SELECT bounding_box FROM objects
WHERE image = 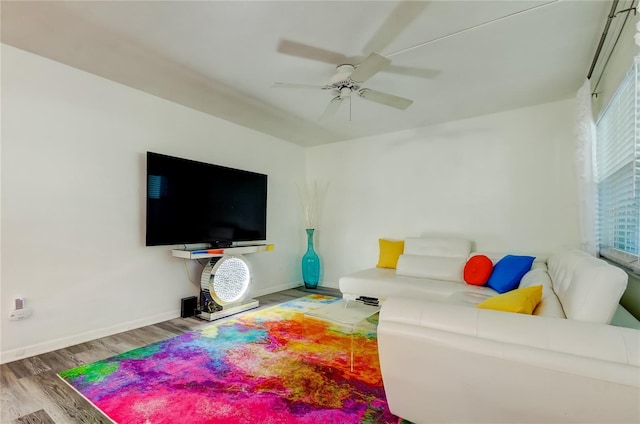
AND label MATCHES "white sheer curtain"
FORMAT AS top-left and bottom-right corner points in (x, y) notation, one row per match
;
(574, 78), (598, 256)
